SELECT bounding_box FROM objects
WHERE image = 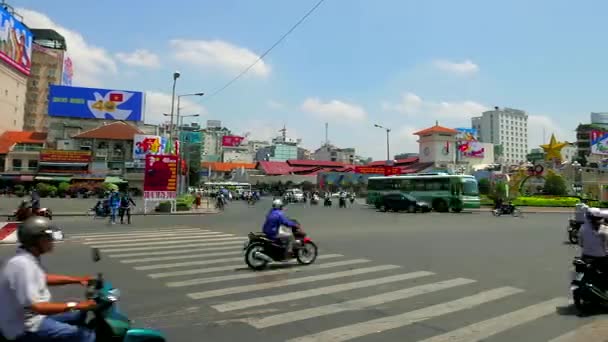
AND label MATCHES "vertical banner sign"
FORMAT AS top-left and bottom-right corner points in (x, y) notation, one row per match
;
(144, 155), (177, 199)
